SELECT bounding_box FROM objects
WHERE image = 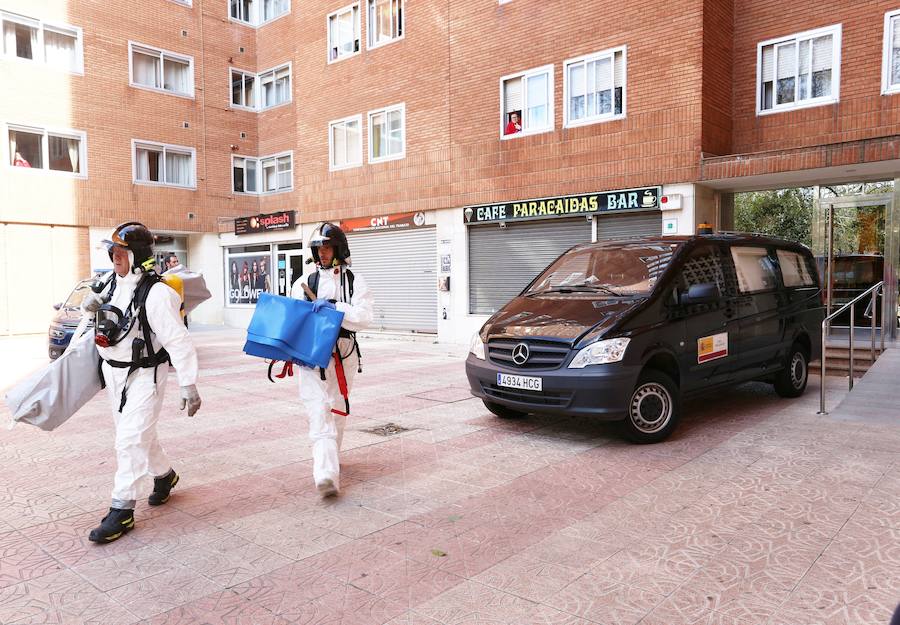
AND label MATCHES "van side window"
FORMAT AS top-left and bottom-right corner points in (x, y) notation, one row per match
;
(776, 250), (816, 287)
(668, 247), (728, 315)
(731, 246), (777, 294)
